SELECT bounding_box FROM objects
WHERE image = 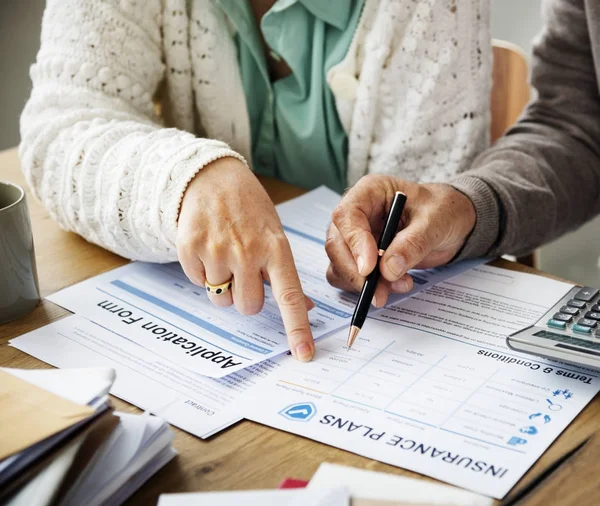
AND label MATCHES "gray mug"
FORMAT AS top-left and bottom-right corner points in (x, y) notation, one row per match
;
(0, 181), (40, 324)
